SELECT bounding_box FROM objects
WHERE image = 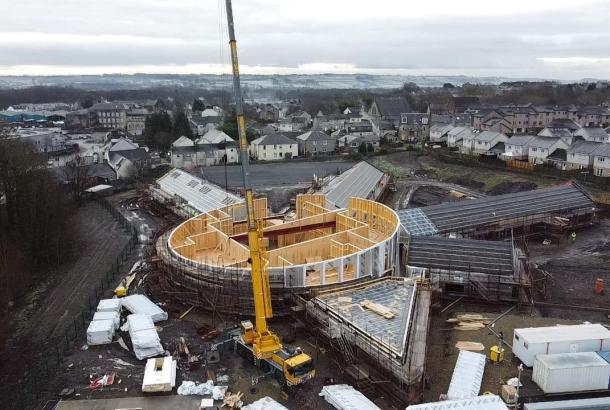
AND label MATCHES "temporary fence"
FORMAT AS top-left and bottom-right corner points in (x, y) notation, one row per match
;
(13, 198), (139, 409)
